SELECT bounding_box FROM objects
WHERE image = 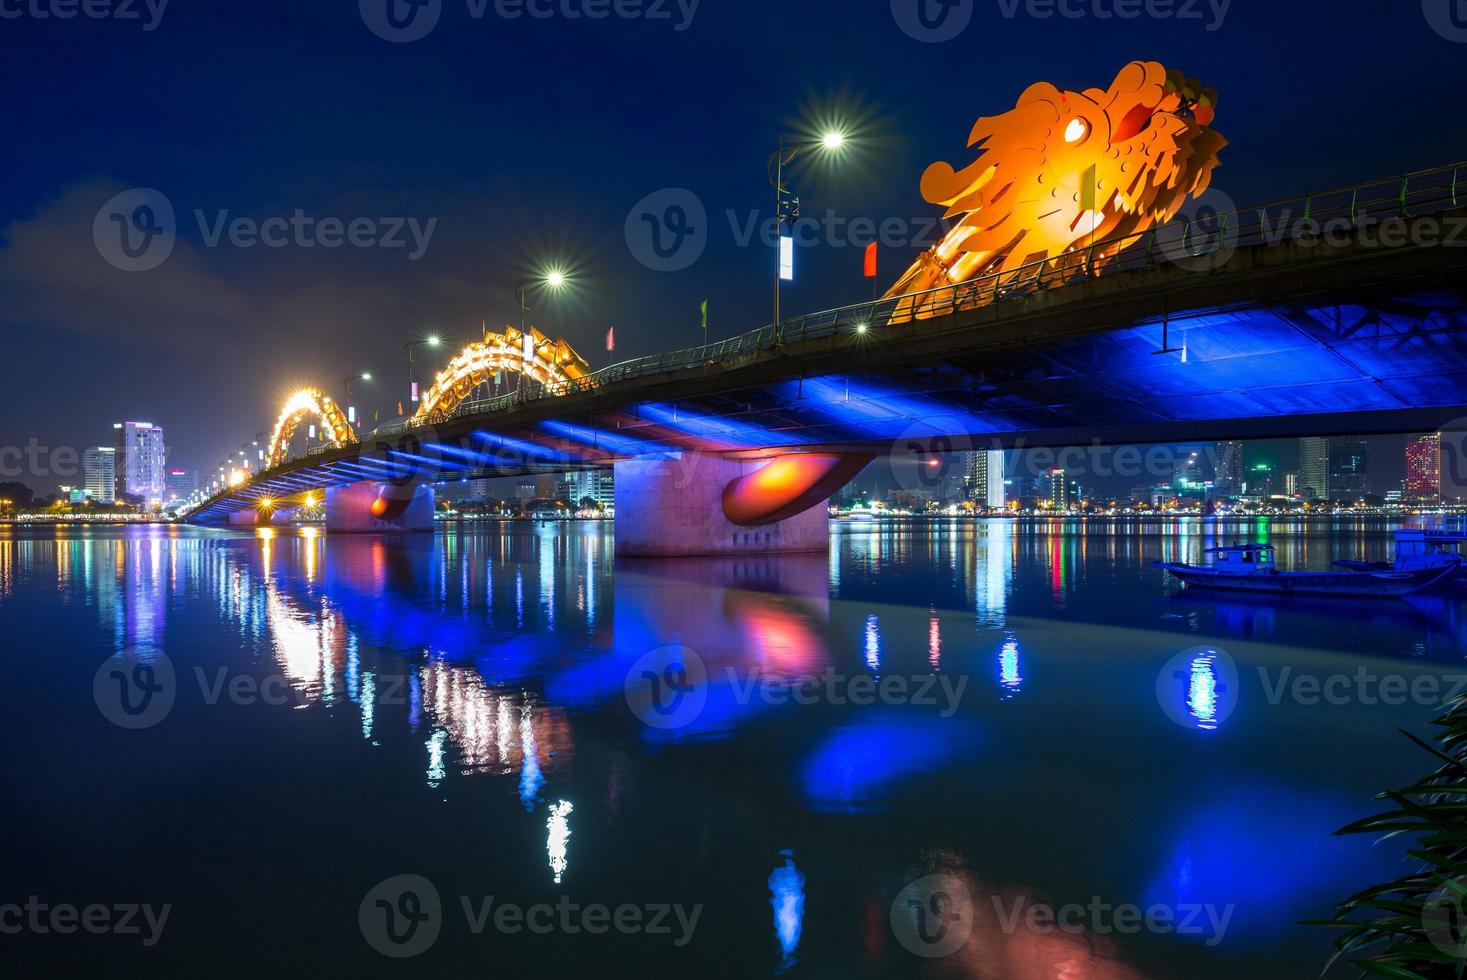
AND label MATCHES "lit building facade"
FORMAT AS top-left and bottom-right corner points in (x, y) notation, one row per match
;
(113, 422), (166, 503)
(963, 450), (1007, 510)
(1298, 437), (1329, 500)
(1406, 433), (1442, 501)
(1328, 436), (1370, 501)
(568, 470), (614, 509)
(164, 469), (197, 502)
(1213, 440), (1244, 497)
(83, 447), (116, 503)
